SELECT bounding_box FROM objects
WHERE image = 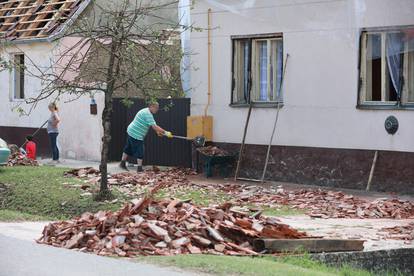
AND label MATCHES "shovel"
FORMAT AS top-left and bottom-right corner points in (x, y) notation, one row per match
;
(19, 120), (48, 149)
(166, 134), (206, 147)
